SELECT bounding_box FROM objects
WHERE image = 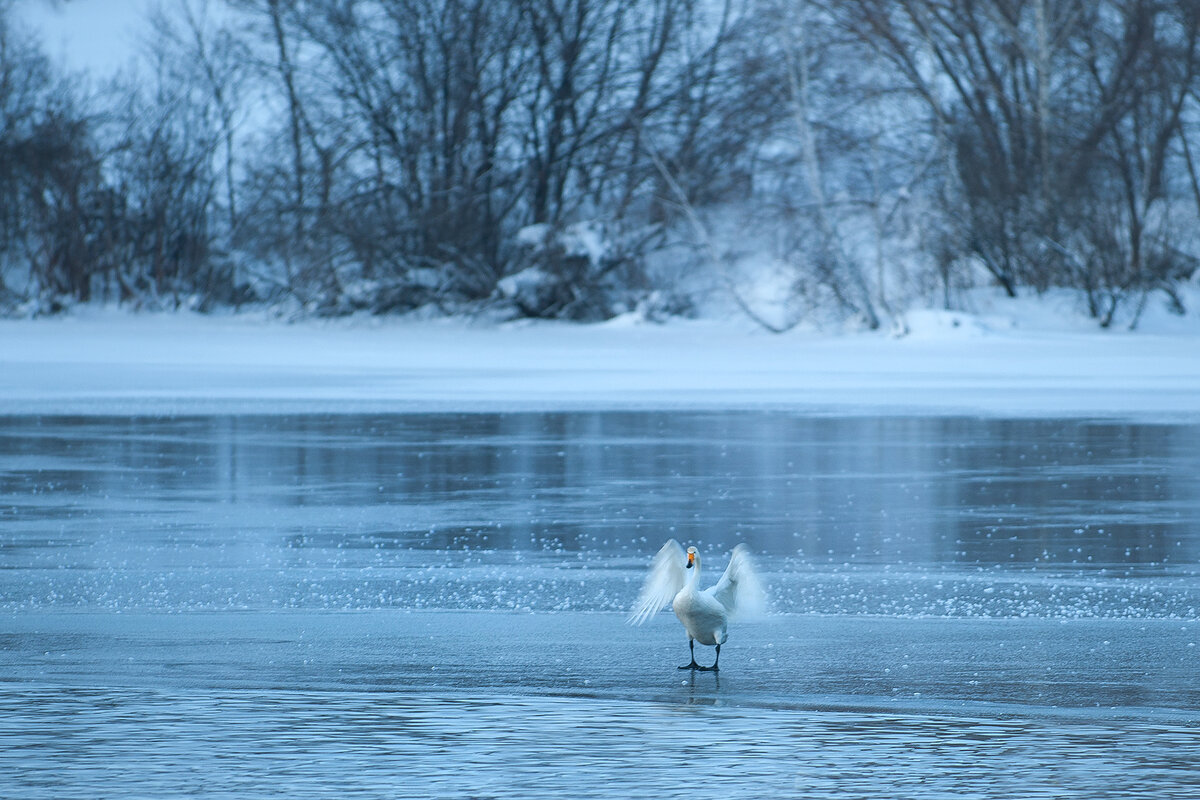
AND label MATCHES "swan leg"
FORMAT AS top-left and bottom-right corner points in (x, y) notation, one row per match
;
(678, 638), (702, 670)
(695, 643), (720, 672)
